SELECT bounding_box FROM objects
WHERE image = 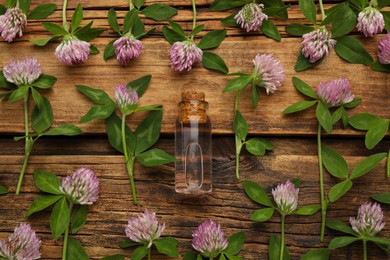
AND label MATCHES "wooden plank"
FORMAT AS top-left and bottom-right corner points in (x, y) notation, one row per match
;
(0, 138), (389, 259)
